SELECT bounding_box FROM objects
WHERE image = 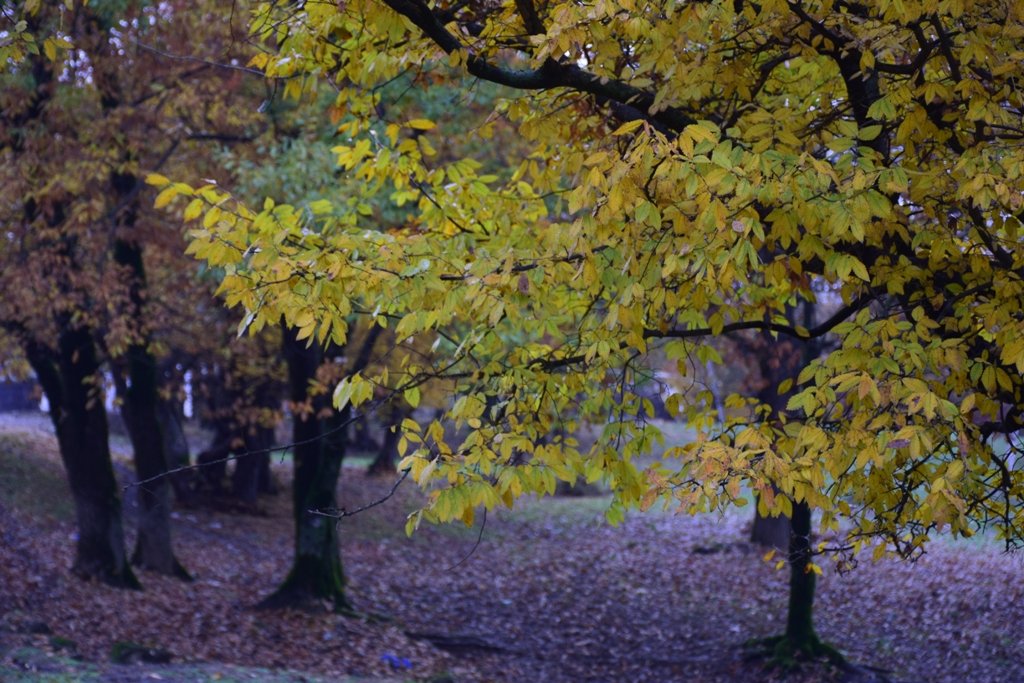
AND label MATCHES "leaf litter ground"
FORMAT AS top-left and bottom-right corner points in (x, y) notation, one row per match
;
(1, 413), (1022, 683)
